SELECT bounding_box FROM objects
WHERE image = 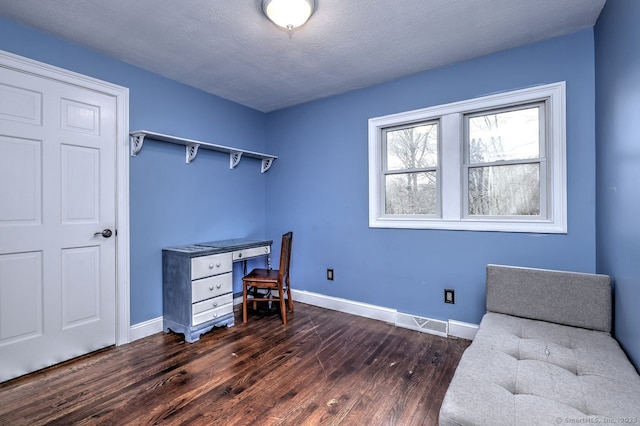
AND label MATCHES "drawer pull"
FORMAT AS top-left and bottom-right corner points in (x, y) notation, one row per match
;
(213, 312), (218, 318)
(209, 263), (214, 269)
(213, 302), (218, 307)
(238, 252), (243, 258)
(216, 283), (222, 289)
